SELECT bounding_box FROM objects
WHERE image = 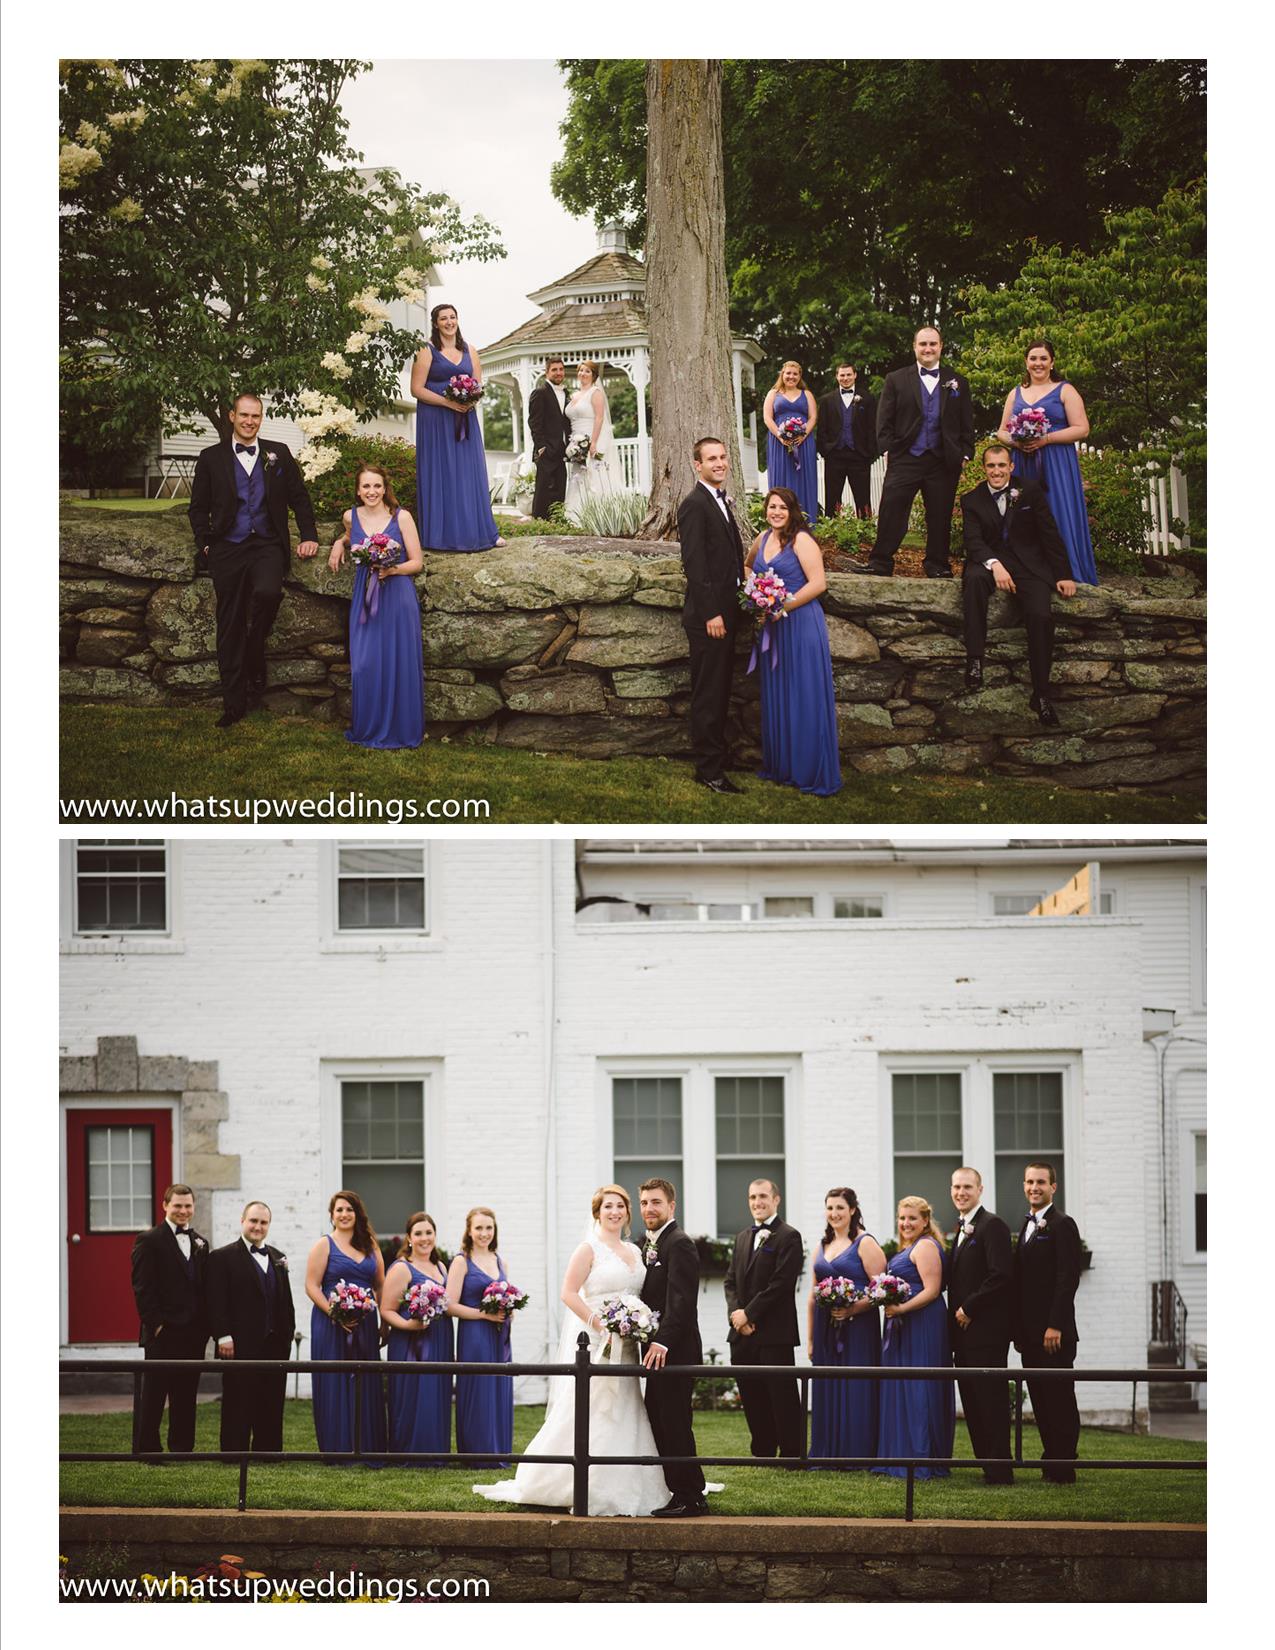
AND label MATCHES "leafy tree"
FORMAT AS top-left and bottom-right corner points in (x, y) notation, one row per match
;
(960, 181), (1206, 469)
(59, 59), (504, 444)
(59, 350), (161, 495)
